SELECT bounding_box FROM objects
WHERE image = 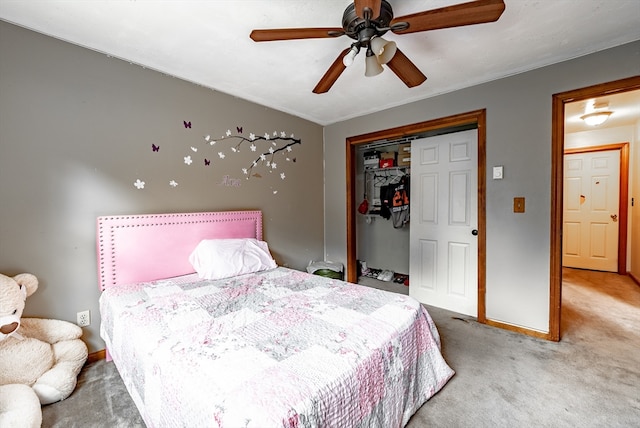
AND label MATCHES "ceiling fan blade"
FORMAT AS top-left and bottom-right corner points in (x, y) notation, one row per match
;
(354, 0), (382, 20)
(391, 0), (505, 34)
(313, 48), (351, 94)
(250, 28), (345, 42)
(386, 49), (427, 88)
